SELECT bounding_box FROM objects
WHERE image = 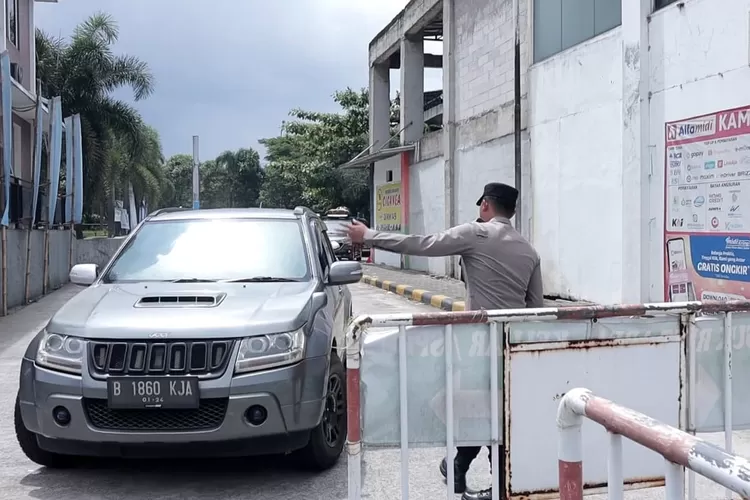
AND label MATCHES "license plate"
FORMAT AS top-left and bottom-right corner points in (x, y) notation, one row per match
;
(107, 377), (199, 409)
